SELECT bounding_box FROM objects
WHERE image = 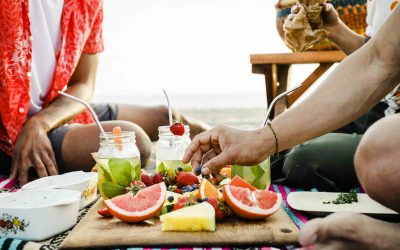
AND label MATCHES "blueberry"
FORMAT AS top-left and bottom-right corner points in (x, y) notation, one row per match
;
(167, 196), (174, 202)
(194, 166), (202, 175)
(219, 189), (223, 193)
(192, 184), (198, 189)
(196, 197), (201, 203)
(202, 198), (208, 202)
(177, 166), (183, 172)
(204, 175), (210, 180)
